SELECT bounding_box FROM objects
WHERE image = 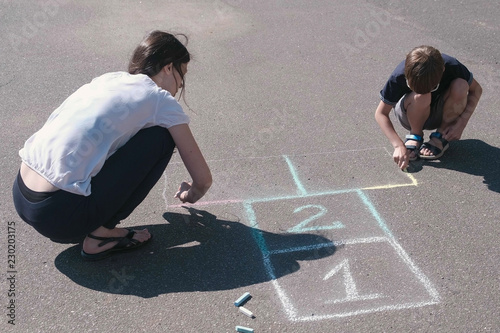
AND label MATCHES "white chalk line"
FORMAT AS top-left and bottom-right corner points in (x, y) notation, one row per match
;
(164, 180), (417, 208)
(244, 201), (299, 319)
(322, 258), (384, 304)
(162, 172), (170, 210)
(166, 199), (245, 209)
(291, 300), (440, 322)
(283, 155), (308, 196)
(325, 293), (384, 305)
(264, 233), (439, 320)
(271, 279), (298, 319)
(354, 191), (439, 303)
(244, 189), (439, 322)
(164, 179), (417, 209)
(266, 237), (387, 255)
(269, 236), (440, 321)
(165, 188), (356, 209)
(162, 149), (417, 208)
(385, 235), (440, 302)
(163, 151), (438, 321)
